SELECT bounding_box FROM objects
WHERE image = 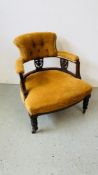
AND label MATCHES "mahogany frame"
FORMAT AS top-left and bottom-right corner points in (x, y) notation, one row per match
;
(19, 57), (91, 133)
